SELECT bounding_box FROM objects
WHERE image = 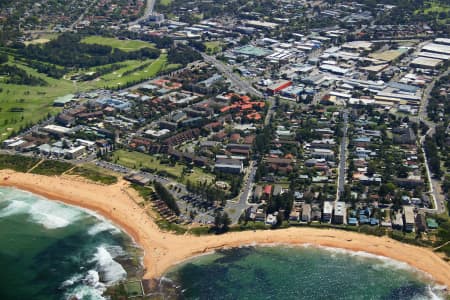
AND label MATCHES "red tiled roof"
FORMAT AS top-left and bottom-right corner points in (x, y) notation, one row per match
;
(241, 95), (251, 102)
(247, 112), (261, 120)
